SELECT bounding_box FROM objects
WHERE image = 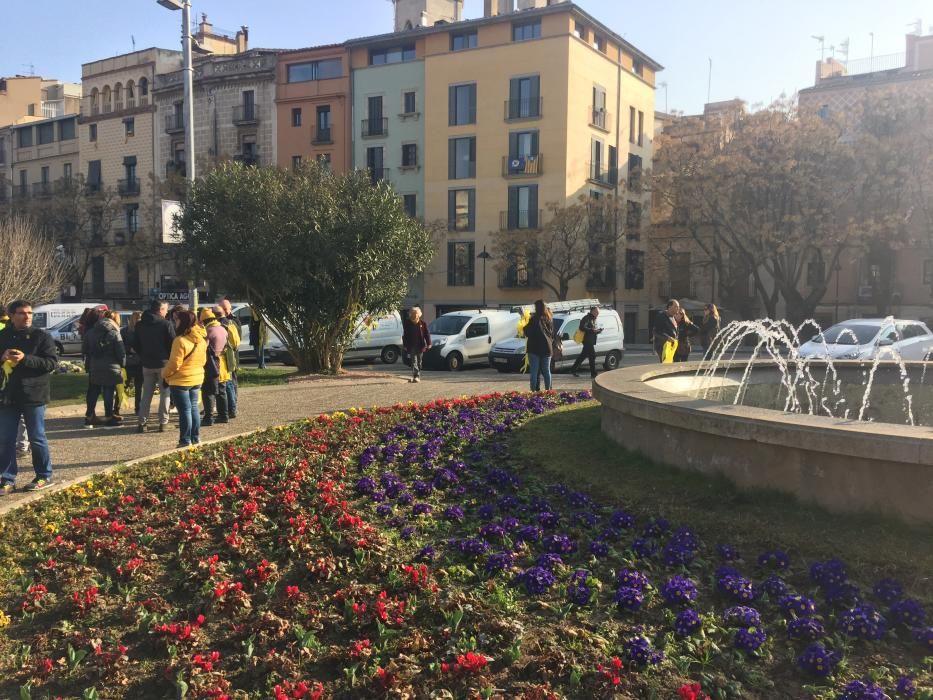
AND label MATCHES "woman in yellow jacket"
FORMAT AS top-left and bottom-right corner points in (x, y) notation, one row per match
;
(162, 310), (207, 448)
